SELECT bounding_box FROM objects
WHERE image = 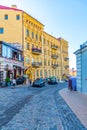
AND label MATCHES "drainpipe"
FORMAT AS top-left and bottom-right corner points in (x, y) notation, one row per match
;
(22, 11), (24, 74)
(42, 33), (45, 78)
